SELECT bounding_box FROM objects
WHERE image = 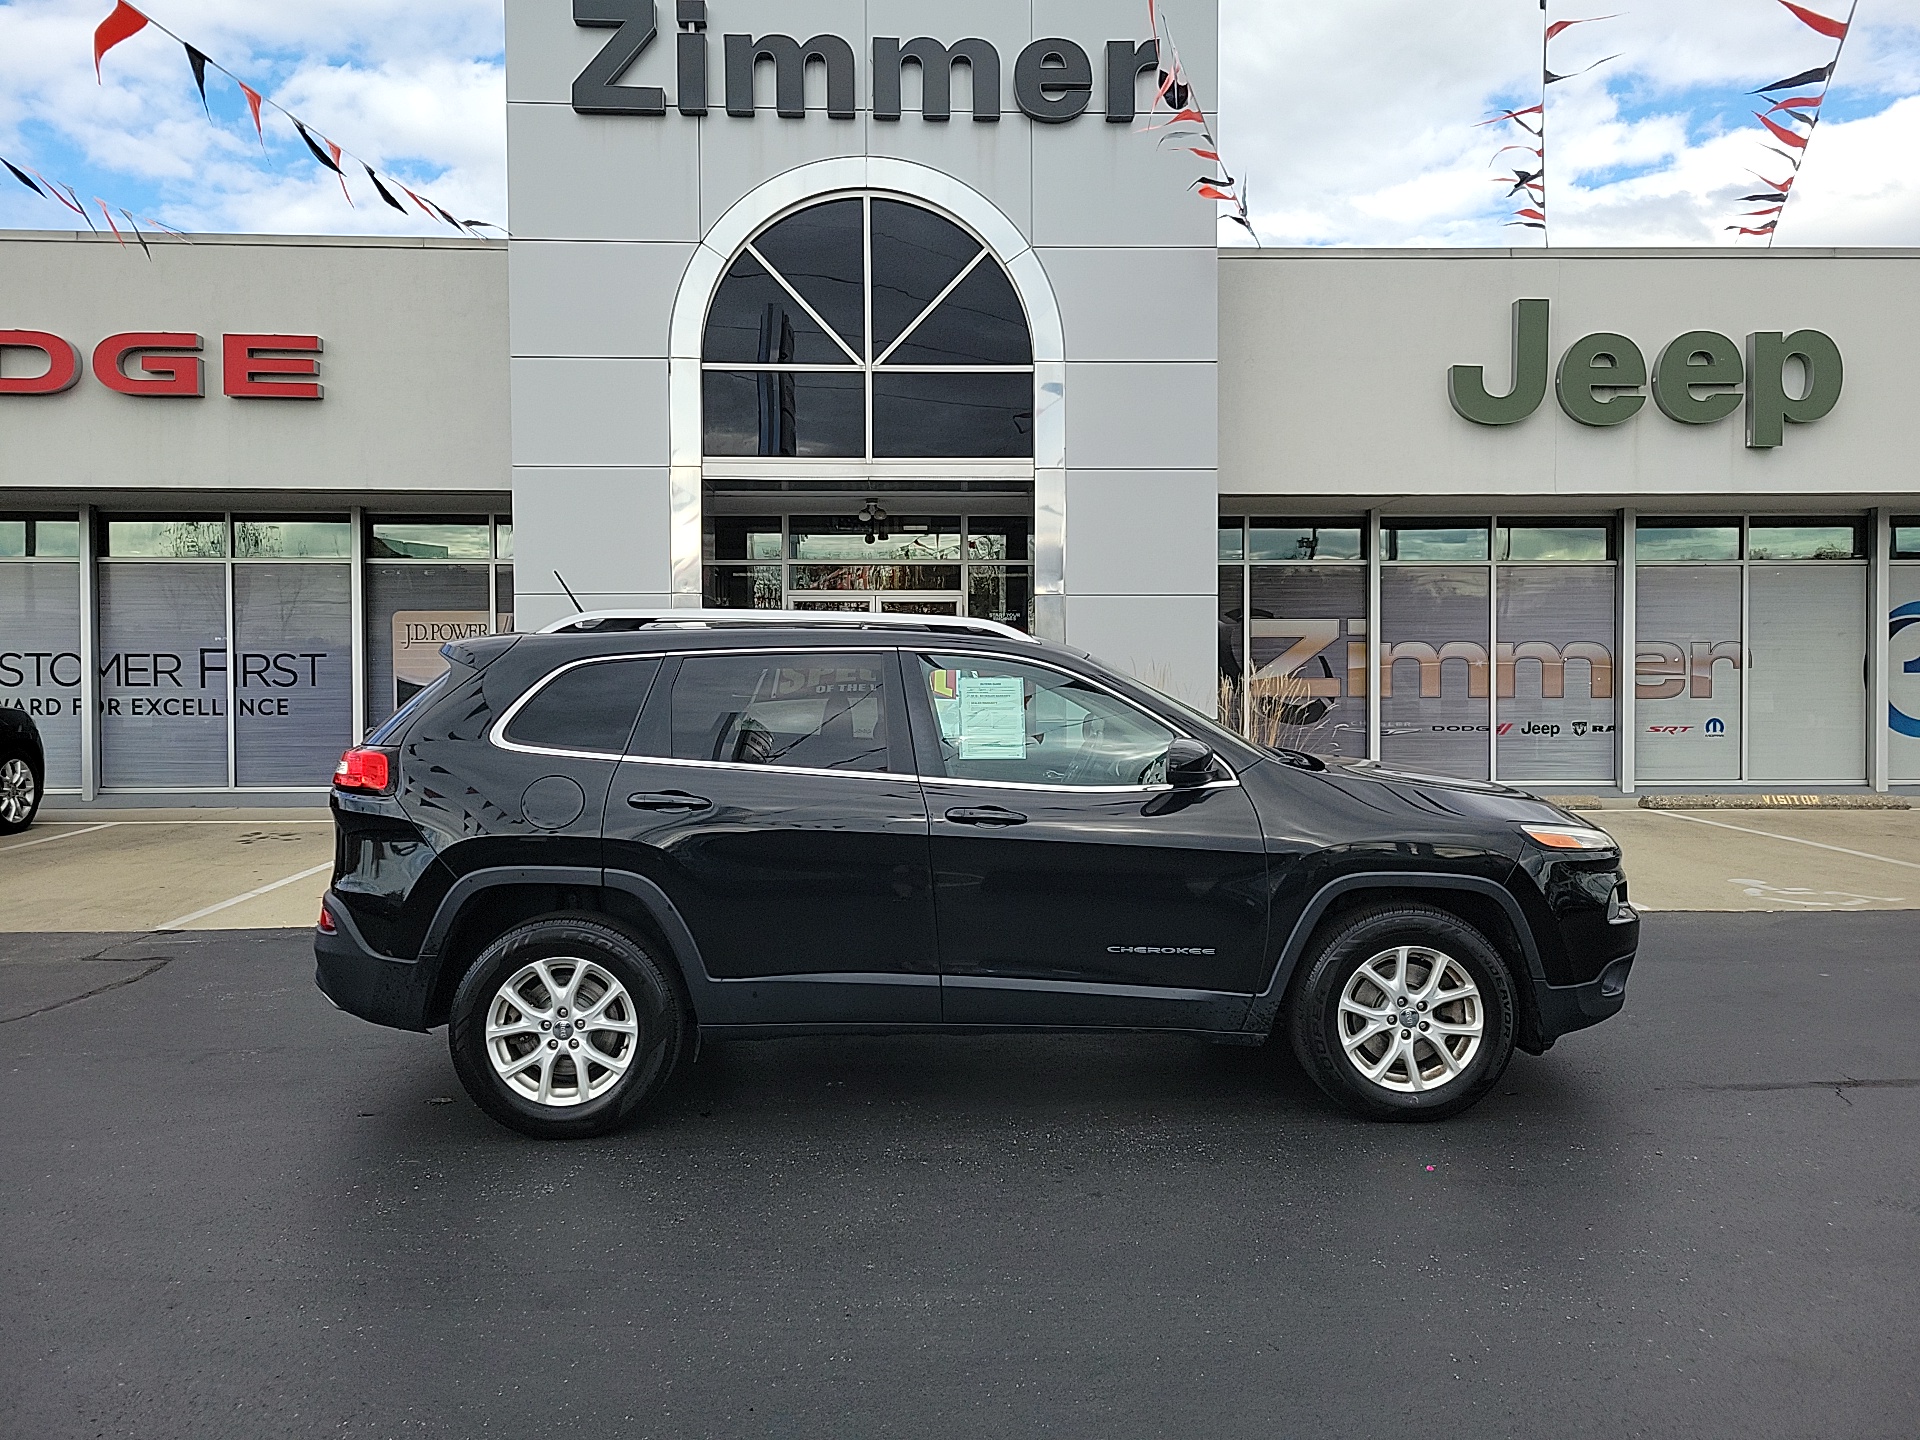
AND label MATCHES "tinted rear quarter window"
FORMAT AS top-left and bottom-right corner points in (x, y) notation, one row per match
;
(504, 658), (659, 755)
